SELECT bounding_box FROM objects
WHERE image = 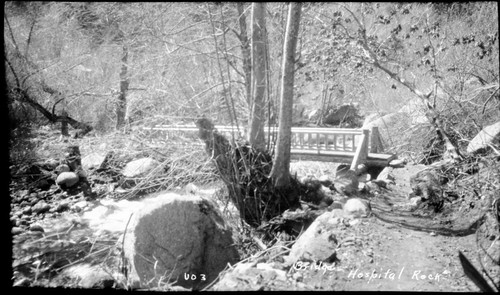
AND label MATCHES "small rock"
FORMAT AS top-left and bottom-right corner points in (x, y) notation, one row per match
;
(185, 183), (199, 195)
(318, 175), (333, 187)
(29, 224), (45, 232)
(343, 198), (370, 217)
(72, 200), (88, 212)
(329, 202), (343, 210)
(19, 190), (30, 198)
(56, 172), (80, 188)
(376, 167), (395, 184)
(389, 159), (406, 168)
(357, 164), (368, 175)
(36, 179), (52, 190)
(22, 207), (32, 215)
(43, 158), (60, 170)
(358, 173), (371, 183)
(56, 263), (115, 288)
(56, 201), (71, 213)
(56, 164), (71, 173)
(292, 272), (303, 282)
(32, 201), (51, 214)
(12, 227), (23, 235)
(77, 169), (88, 179)
(349, 219), (361, 226)
(18, 218), (29, 226)
(409, 197), (422, 207)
